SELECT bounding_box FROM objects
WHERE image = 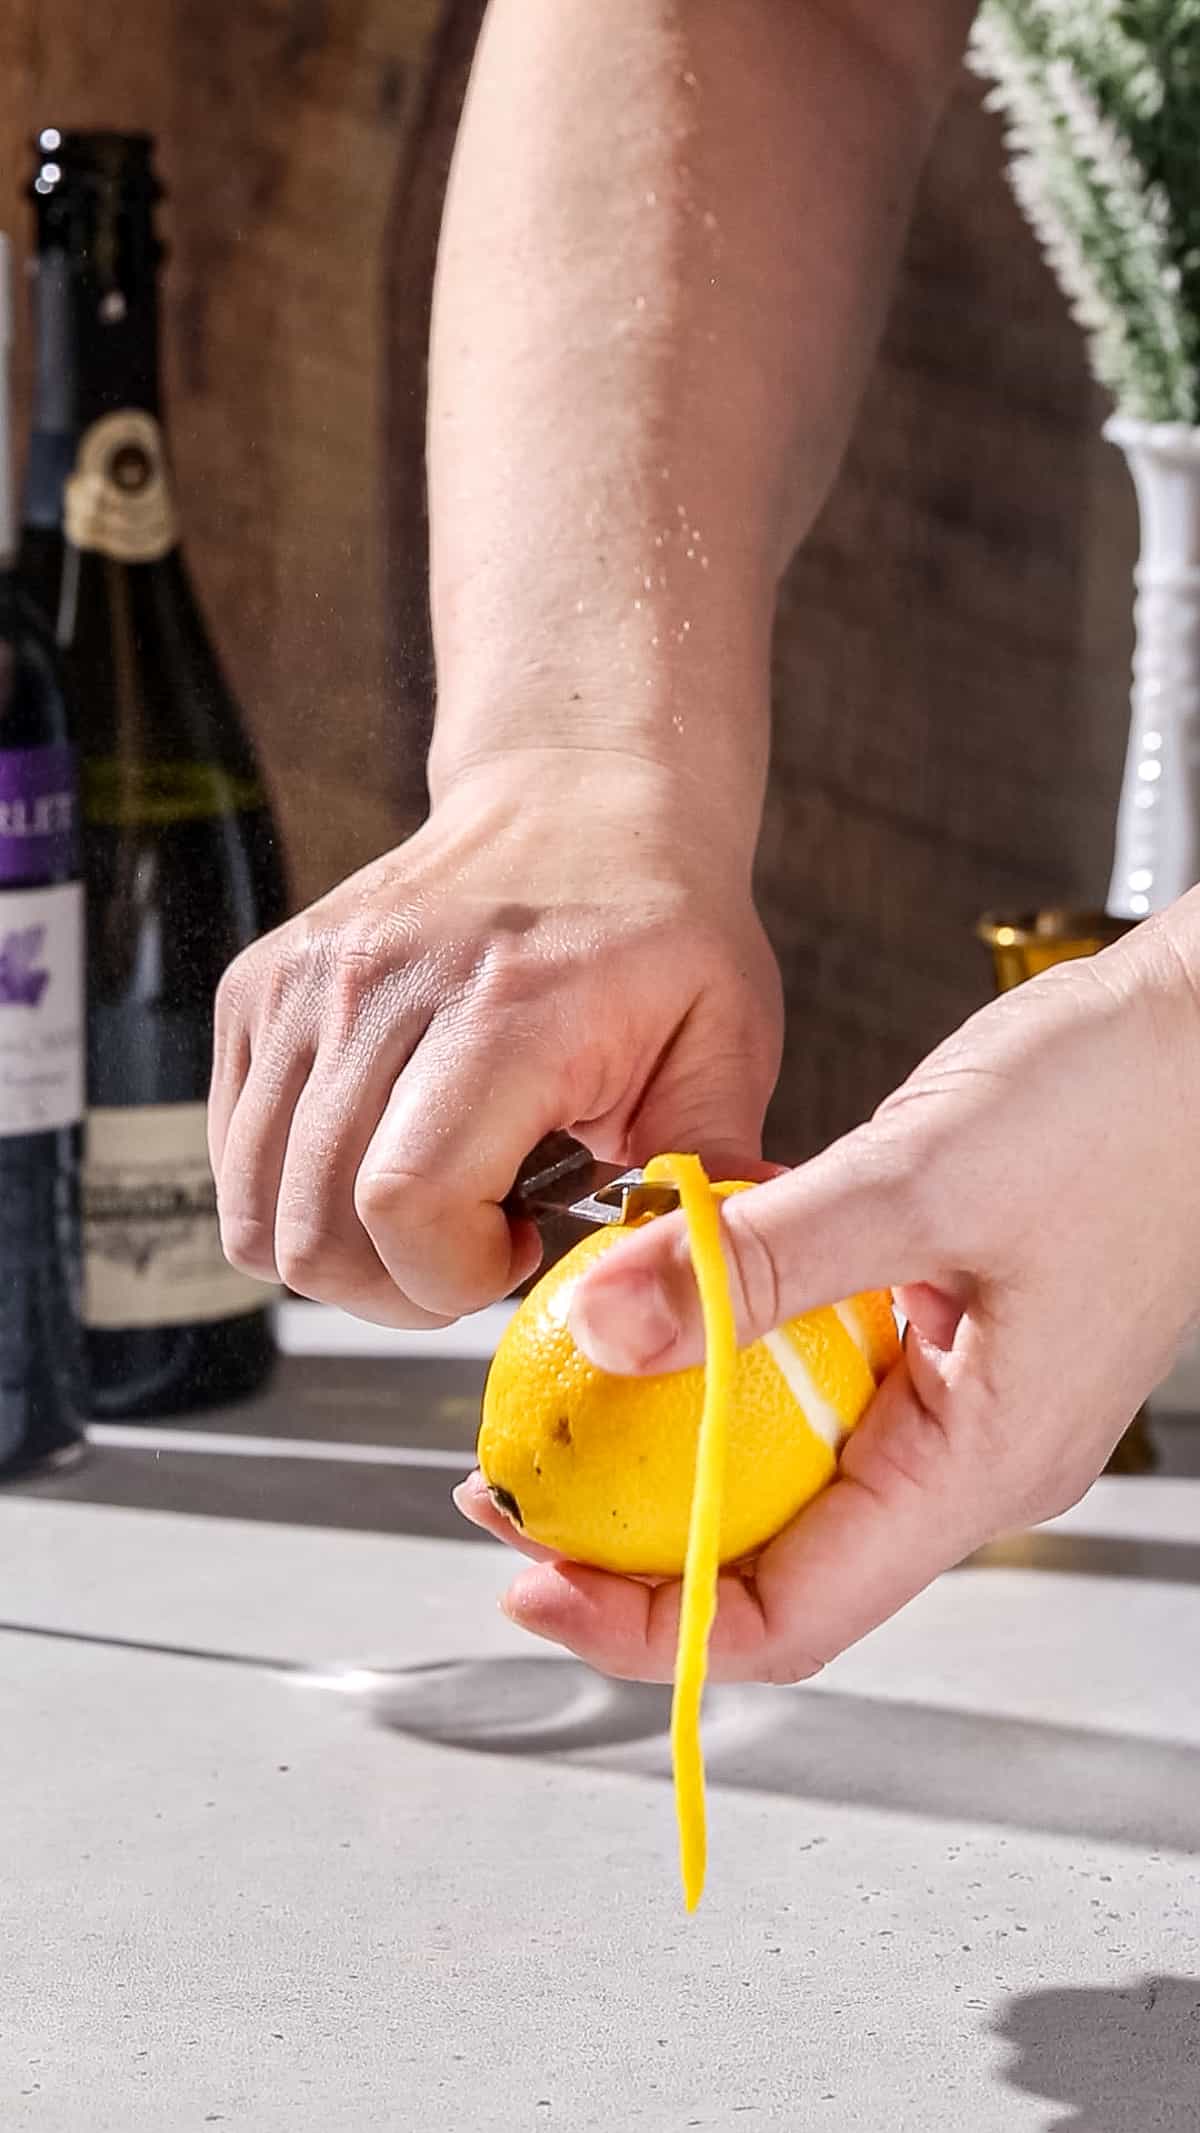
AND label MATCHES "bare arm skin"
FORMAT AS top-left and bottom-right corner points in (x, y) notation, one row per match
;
(210, 0), (973, 1326)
